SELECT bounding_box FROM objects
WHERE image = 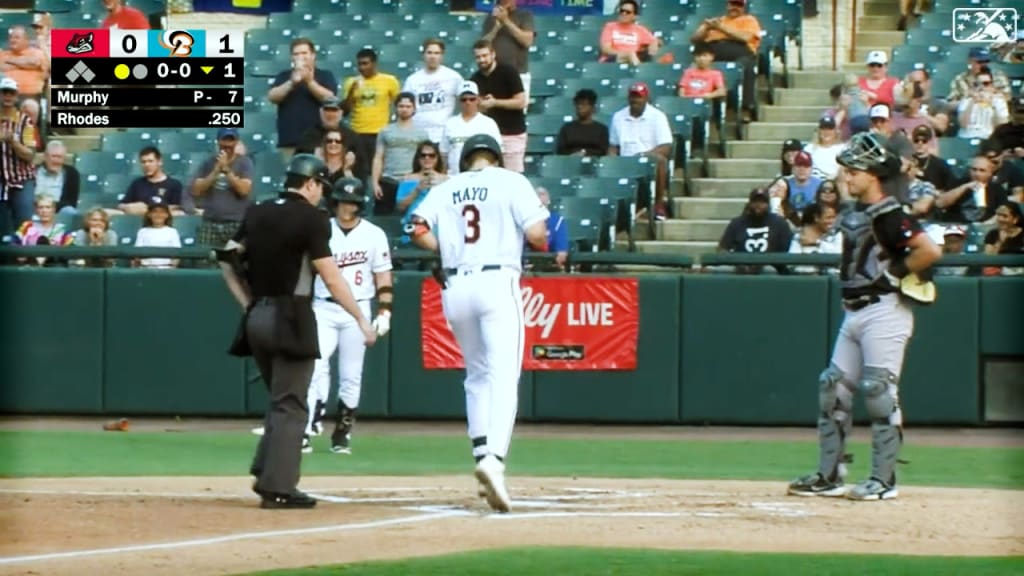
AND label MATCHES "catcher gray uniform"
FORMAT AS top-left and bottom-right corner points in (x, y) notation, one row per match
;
(788, 133), (941, 501)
